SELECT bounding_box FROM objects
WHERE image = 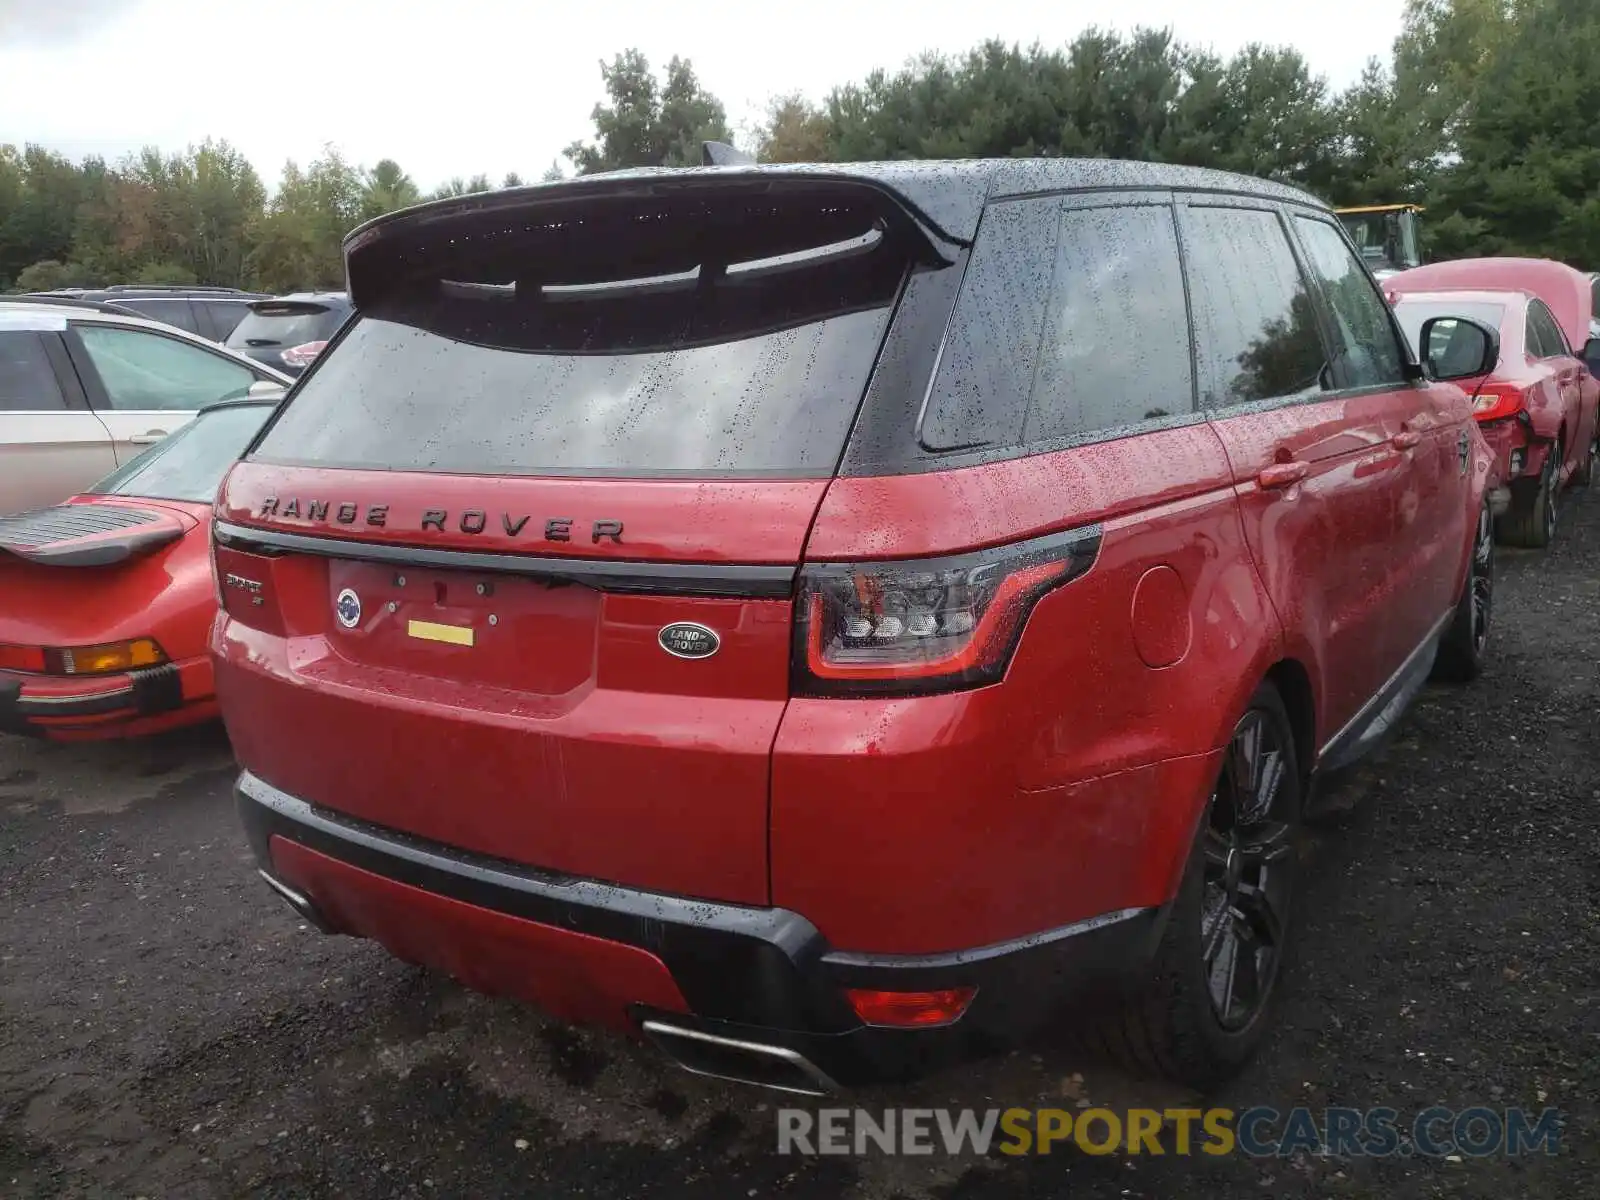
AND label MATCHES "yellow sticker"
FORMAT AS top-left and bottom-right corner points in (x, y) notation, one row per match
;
(406, 619), (475, 647)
